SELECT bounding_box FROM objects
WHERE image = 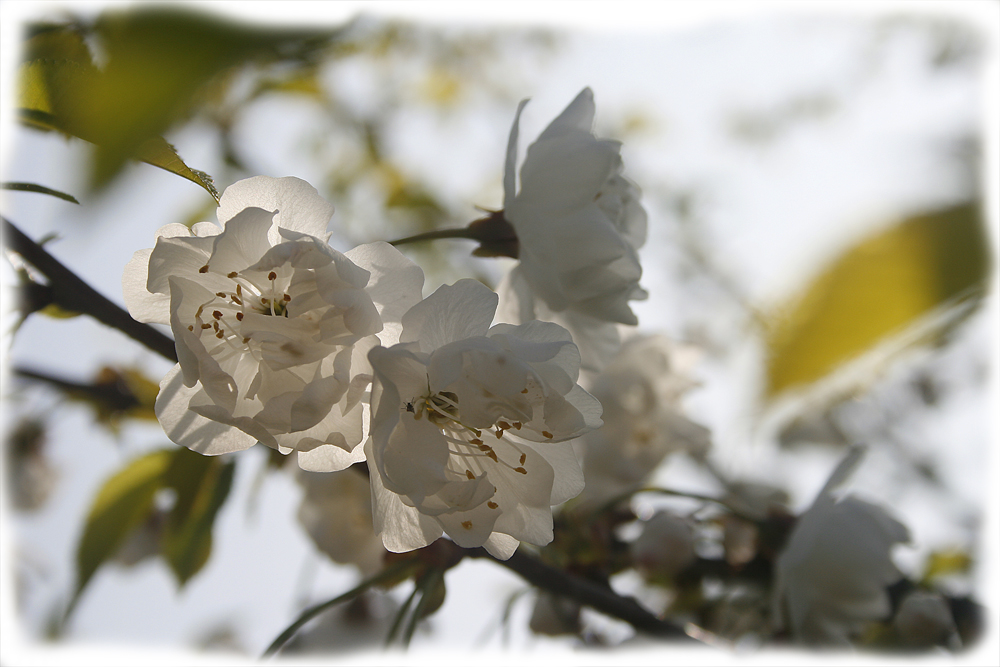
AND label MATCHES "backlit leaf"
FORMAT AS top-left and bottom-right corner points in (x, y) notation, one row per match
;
(765, 202), (990, 398)
(70, 449), (174, 614)
(160, 449), (236, 586)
